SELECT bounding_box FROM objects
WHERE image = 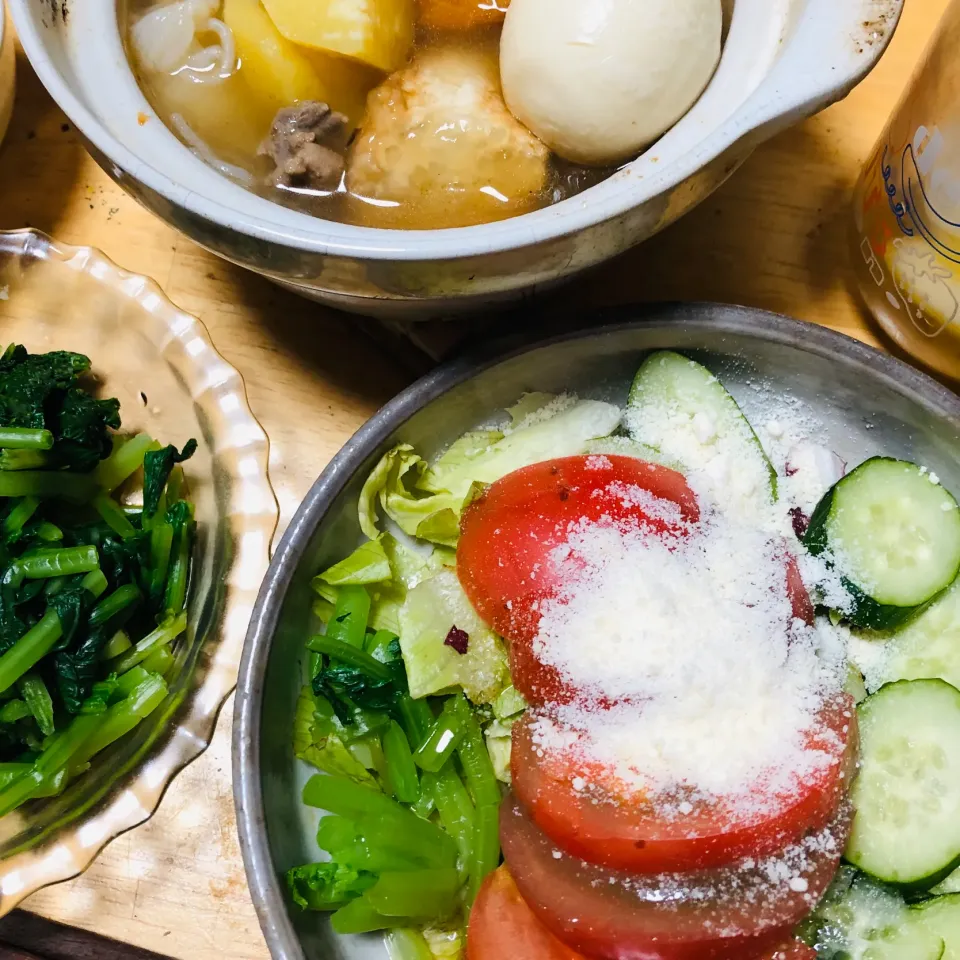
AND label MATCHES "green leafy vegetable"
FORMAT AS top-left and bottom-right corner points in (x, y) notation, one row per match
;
(293, 686), (378, 786)
(0, 346), (196, 814)
(358, 445), (466, 547)
(52, 388), (121, 471)
(318, 540), (392, 586)
(0, 347), (90, 432)
(286, 862), (377, 911)
(398, 570), (508, 704)
(412, 395), (621, 503)
(142, 440), (197, 519)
